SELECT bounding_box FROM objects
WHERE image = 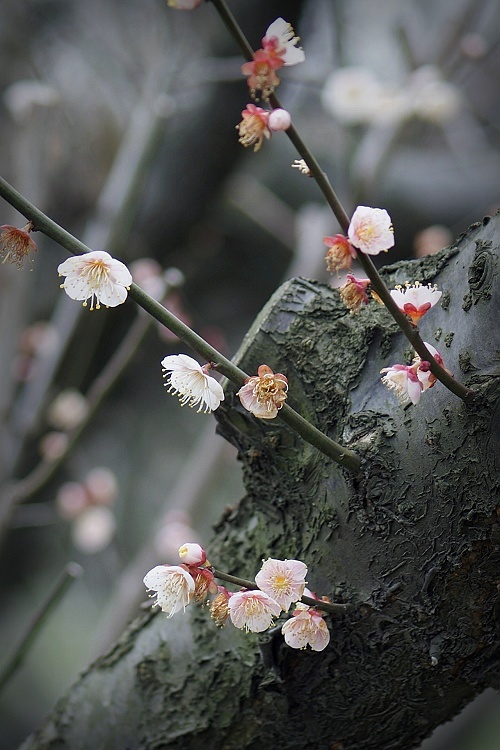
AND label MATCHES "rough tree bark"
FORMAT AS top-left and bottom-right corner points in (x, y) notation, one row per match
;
(20, 214), (500, 750)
